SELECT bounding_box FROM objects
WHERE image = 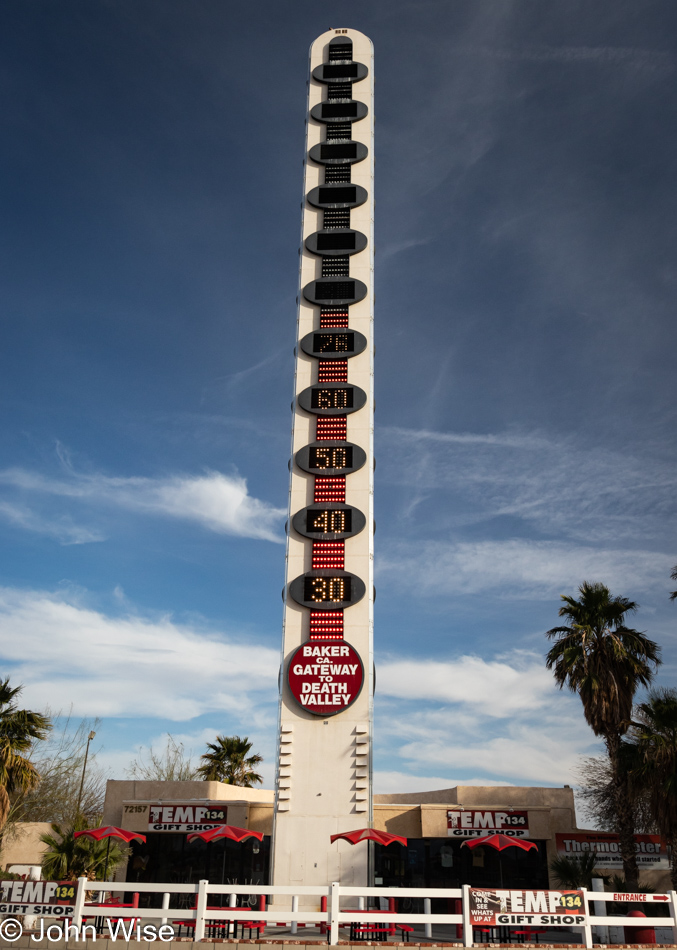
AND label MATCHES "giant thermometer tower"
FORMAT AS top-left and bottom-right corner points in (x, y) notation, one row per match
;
(272, 28), (375, 889)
